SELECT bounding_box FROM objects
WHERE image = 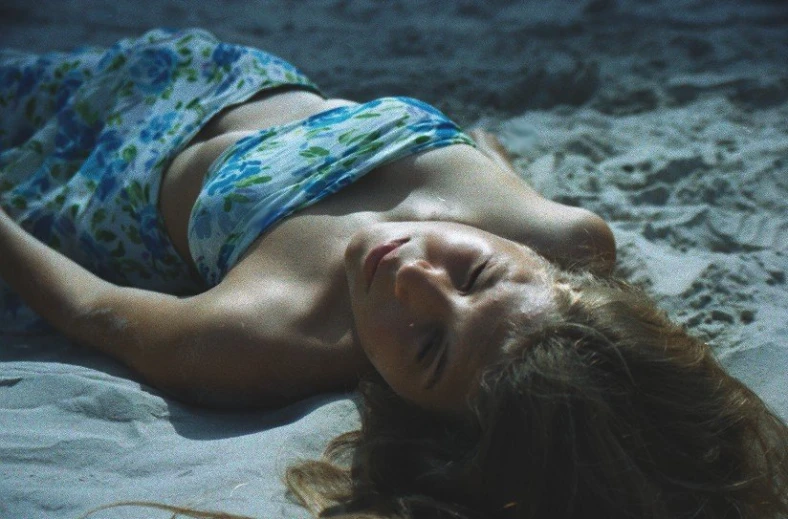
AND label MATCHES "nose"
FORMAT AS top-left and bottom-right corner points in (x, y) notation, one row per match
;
(394, 259), (452, 316)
